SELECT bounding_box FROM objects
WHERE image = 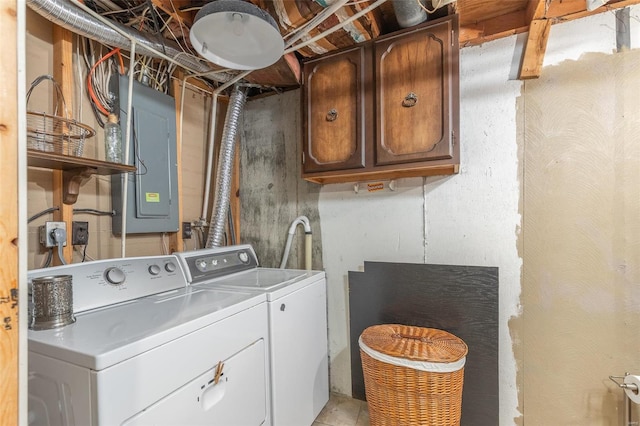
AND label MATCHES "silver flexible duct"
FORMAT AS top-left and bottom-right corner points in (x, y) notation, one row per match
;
(206, 87), (246, 248)
(392, 0), (427, 28)
(26, 0), (232, 82)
